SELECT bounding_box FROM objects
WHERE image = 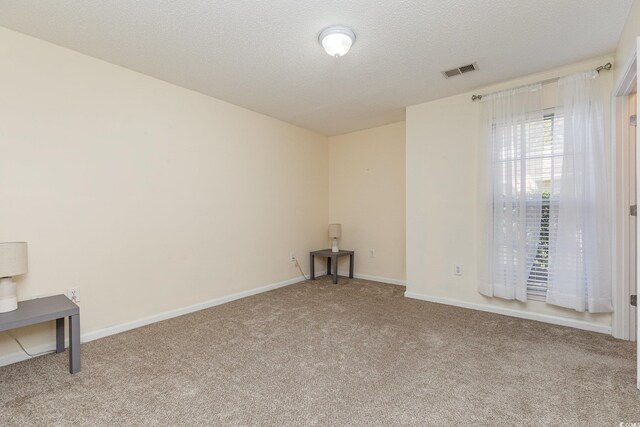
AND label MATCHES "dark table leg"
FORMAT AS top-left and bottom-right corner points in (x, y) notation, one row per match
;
(310, 254), (315, 280)
(349, 253), (354, 279)
(55, 318), (65, 353)
(69, 314), (81, 374)
(332, 255), (338, 284)
(327, 257), (331, 276)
